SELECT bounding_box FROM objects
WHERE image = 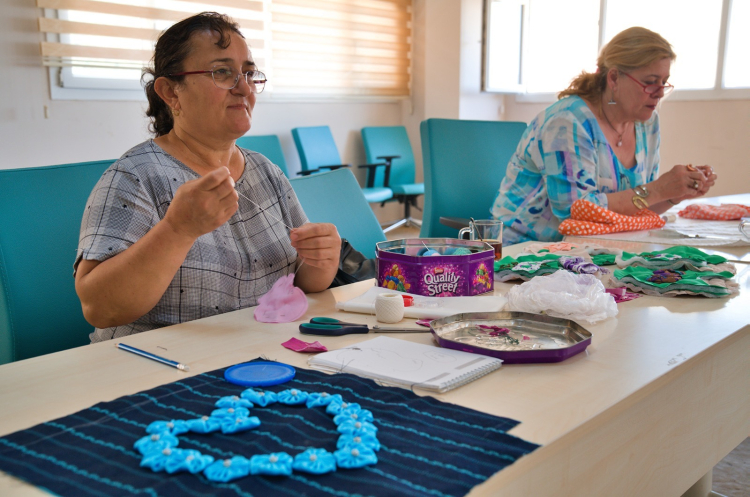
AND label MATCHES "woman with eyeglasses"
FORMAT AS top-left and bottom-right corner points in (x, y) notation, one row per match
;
(74, 12), (340, 342)
(491, 26), (717, 244)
